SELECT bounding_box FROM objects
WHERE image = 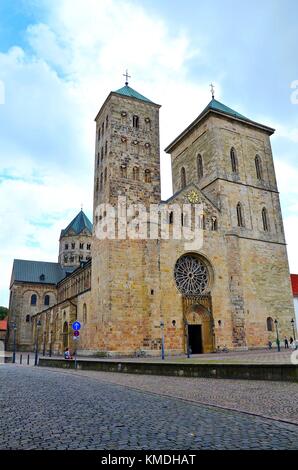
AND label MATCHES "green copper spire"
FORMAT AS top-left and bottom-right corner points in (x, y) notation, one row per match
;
(114, 84), (153, 103)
